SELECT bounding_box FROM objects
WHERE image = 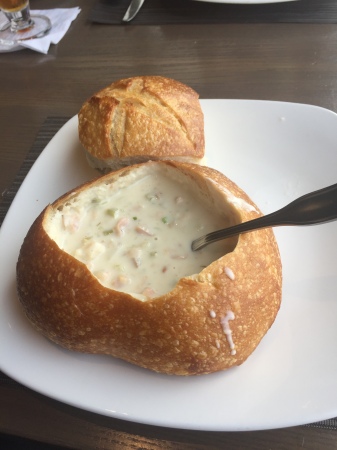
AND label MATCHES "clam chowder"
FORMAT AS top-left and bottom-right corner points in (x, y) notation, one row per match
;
(47, 166), (238, 300)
